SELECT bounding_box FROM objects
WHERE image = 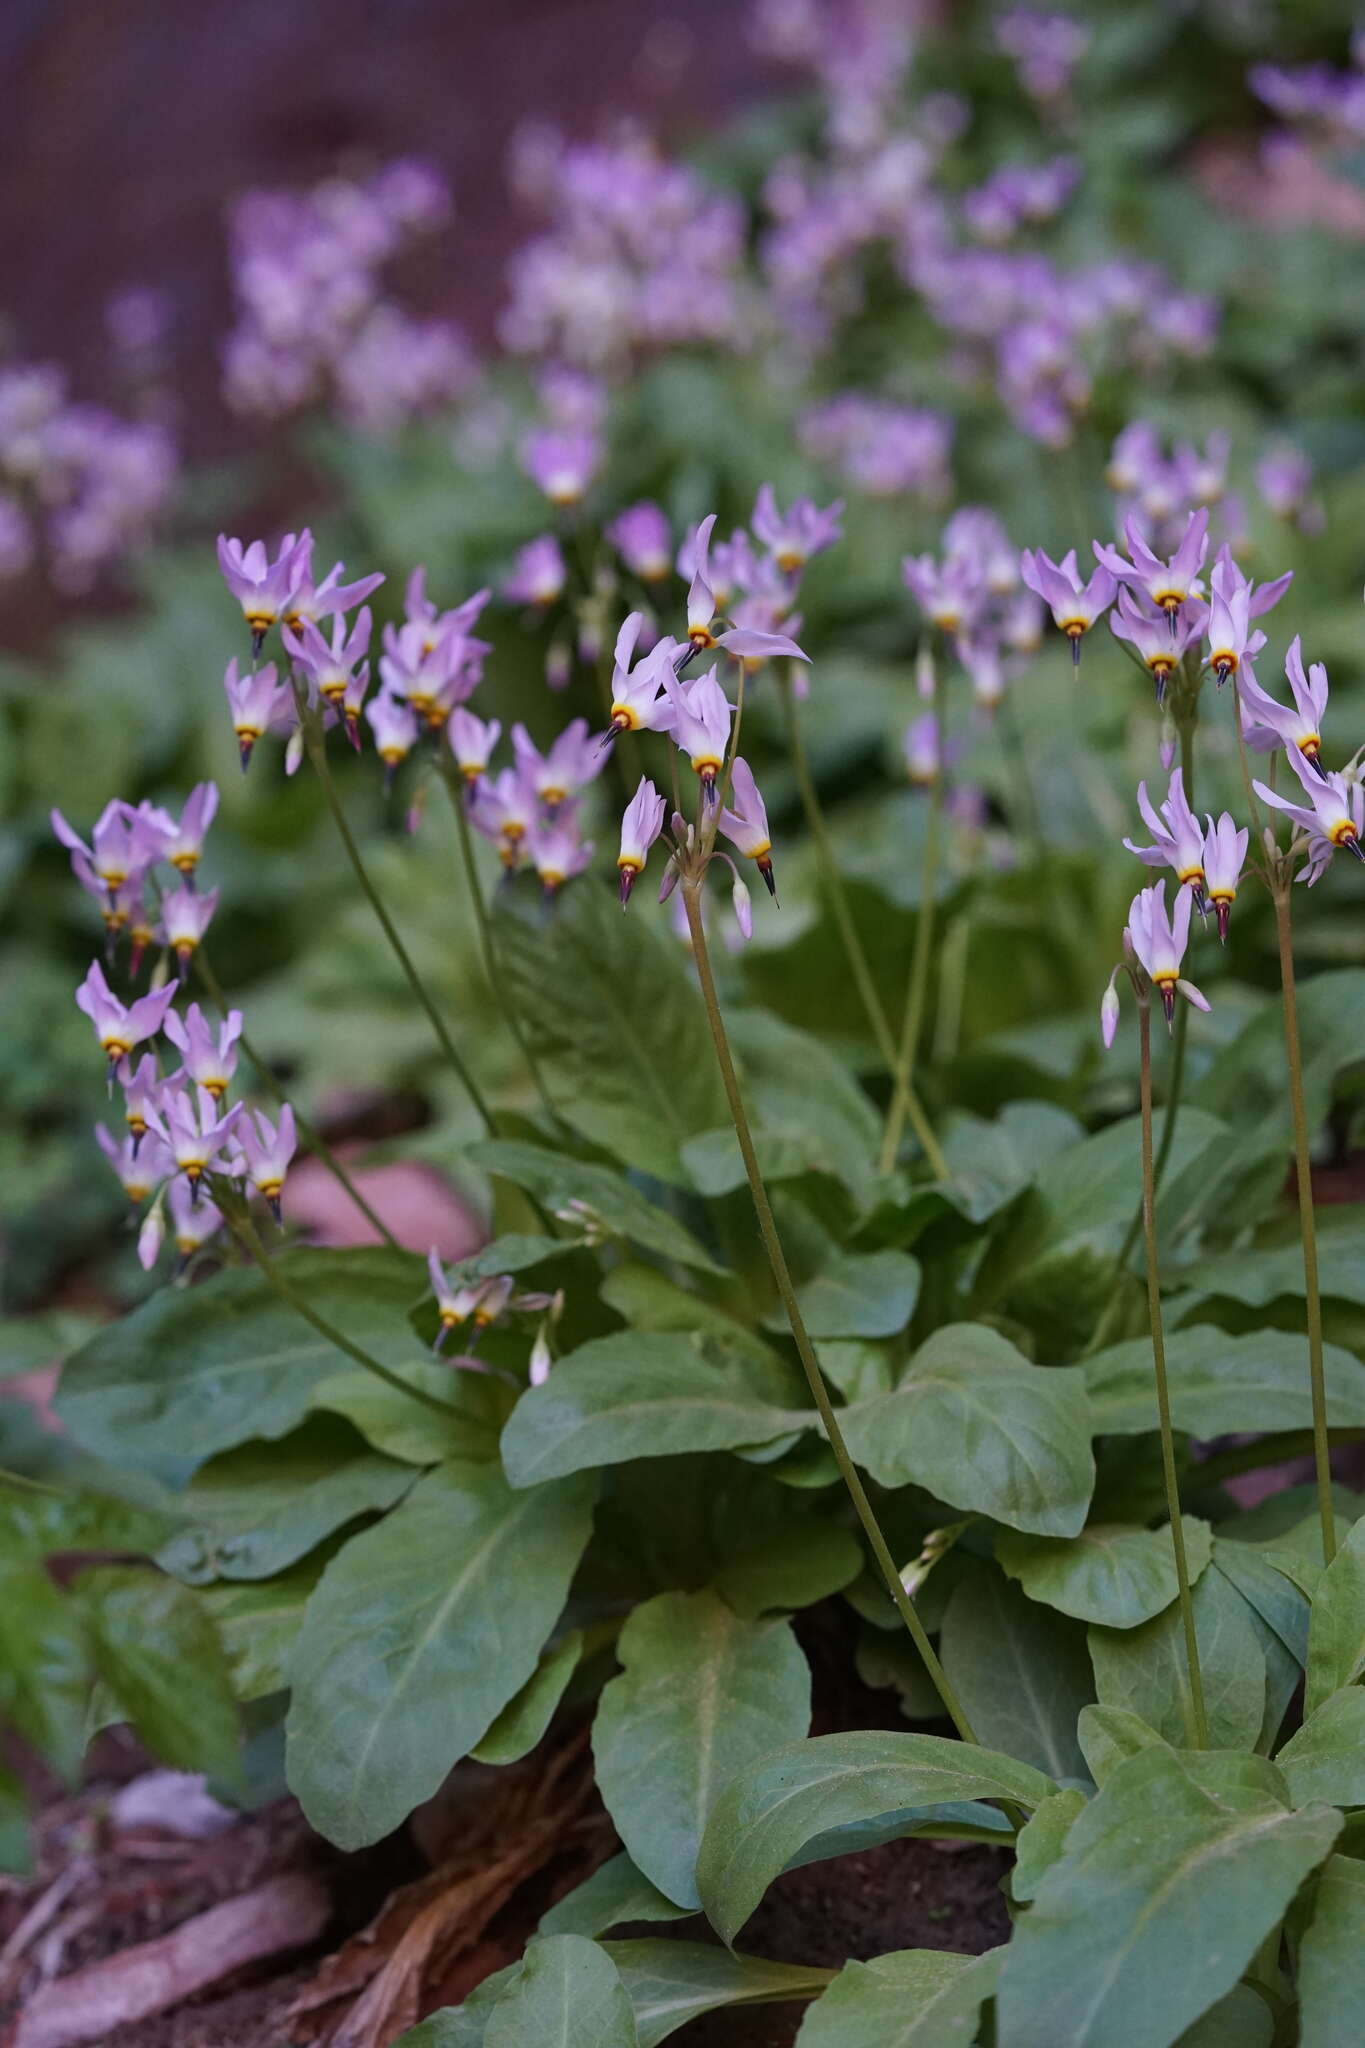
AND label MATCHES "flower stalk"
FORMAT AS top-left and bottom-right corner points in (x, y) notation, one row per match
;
(776, 674), (948, 1180)
(879, 695), (945, 1174)
(680, 874), (977, 1746)
(1272, 878), (1336, 1564)
(1138, 997), (1208, 1748)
